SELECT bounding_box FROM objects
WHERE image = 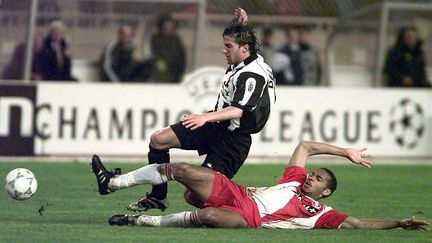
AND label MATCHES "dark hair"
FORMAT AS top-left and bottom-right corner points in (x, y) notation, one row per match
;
(223, 23), (260, 54)
(396, 26), (422, 51)
(156, 14), (178, 33)
(320, 167), (337, 198)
